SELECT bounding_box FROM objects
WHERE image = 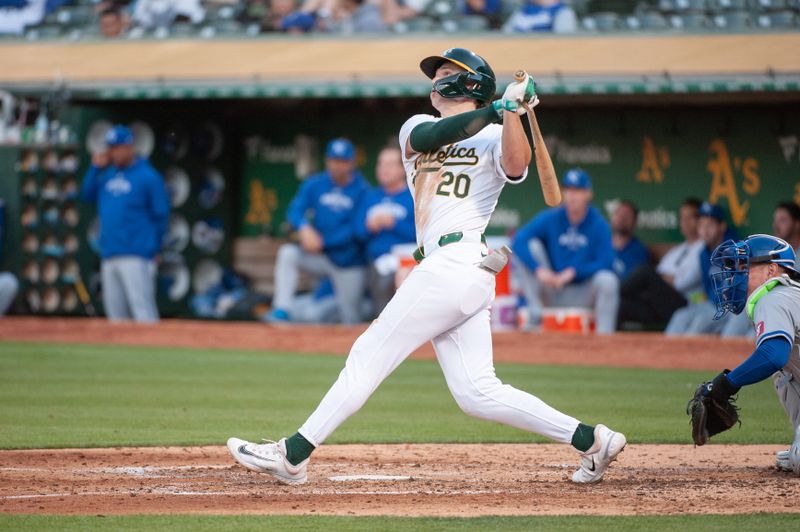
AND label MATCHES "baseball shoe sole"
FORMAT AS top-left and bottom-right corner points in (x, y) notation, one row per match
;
(226, 437), (308, 485)
(571, 424), (627, 484)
